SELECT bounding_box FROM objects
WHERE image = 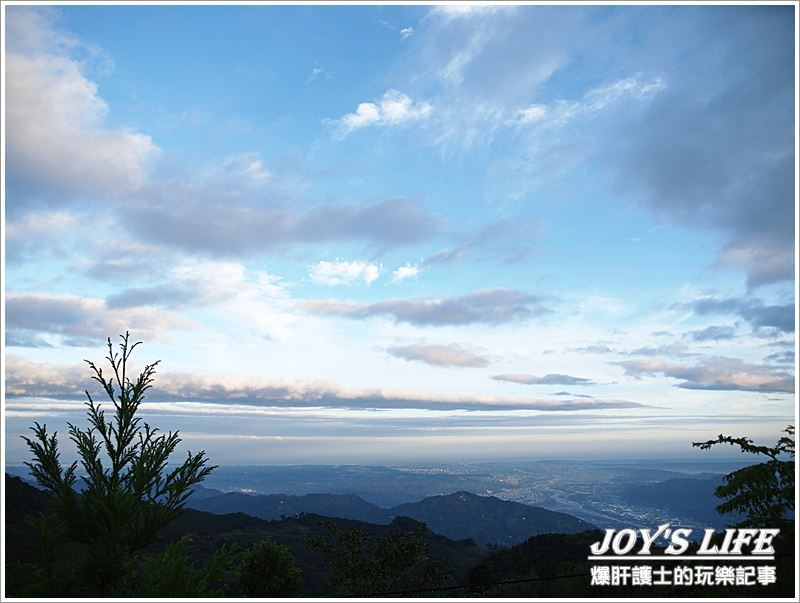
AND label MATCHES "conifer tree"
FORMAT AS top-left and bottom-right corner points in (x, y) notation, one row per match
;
(22, 332), (216, 595)
(238, 539), (304, 597)
(693, 425), (794, 527)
